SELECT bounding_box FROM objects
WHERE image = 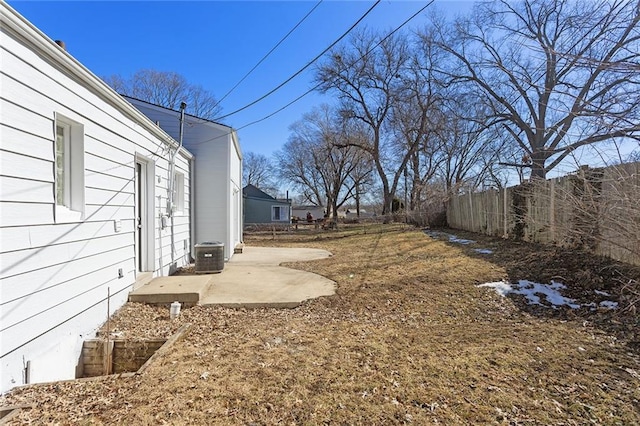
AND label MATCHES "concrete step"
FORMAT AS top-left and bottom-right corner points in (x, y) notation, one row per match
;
(128, 275), (213, 306)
